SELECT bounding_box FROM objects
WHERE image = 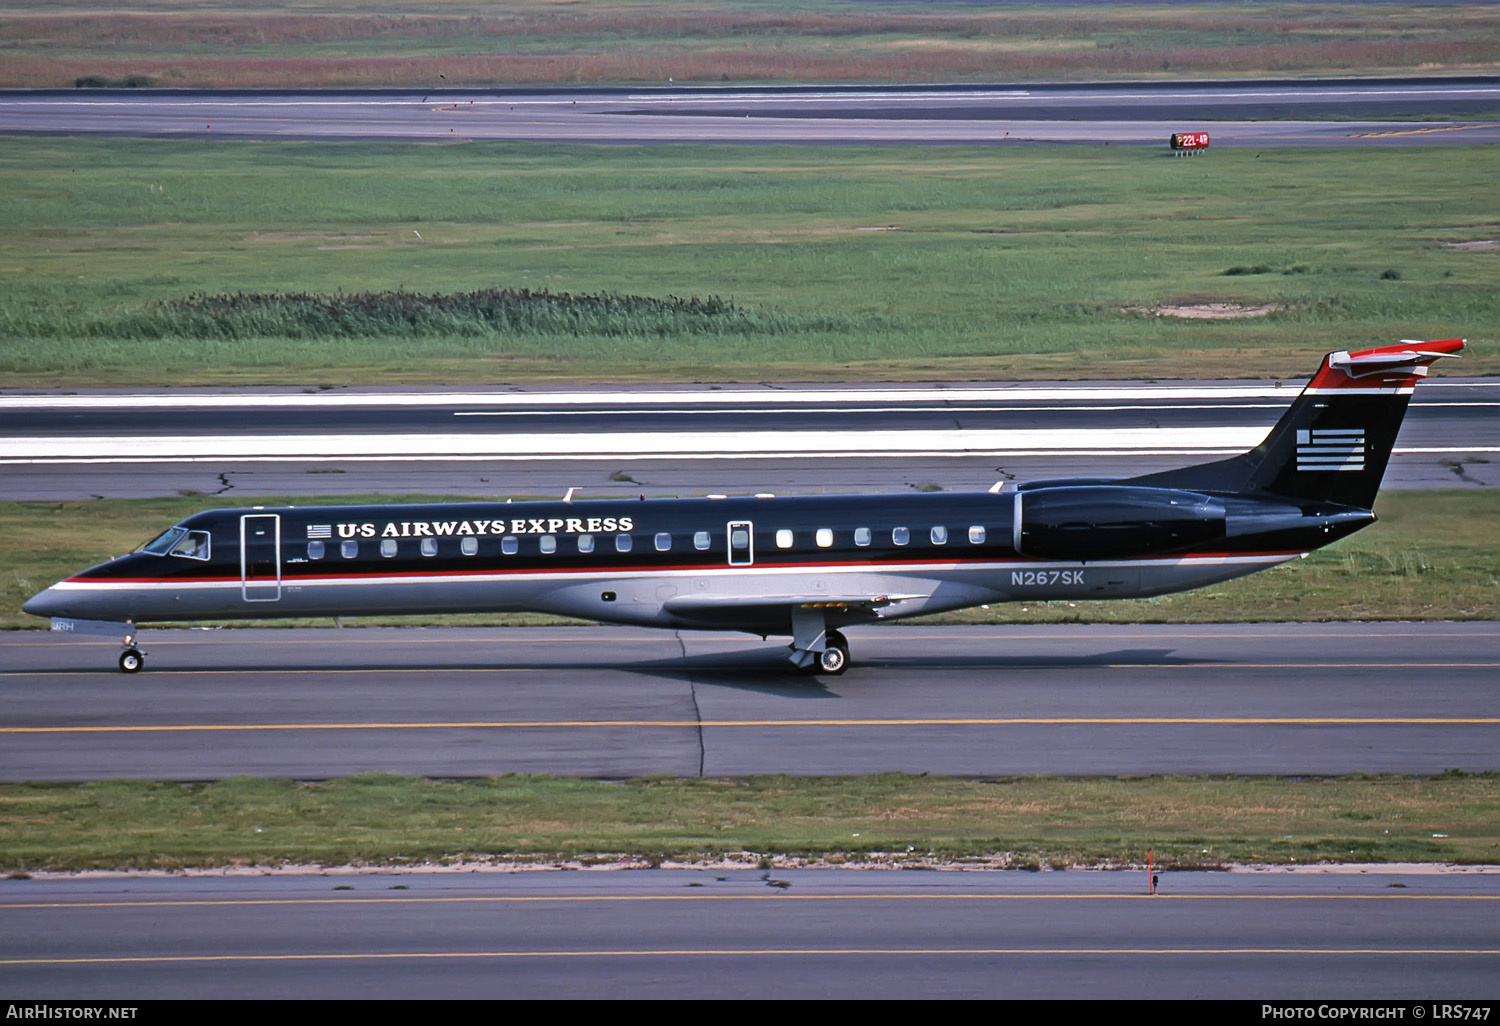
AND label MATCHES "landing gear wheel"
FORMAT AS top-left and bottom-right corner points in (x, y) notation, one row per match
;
(119, 649), (144, 674)
(816, 636), (849, 676)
